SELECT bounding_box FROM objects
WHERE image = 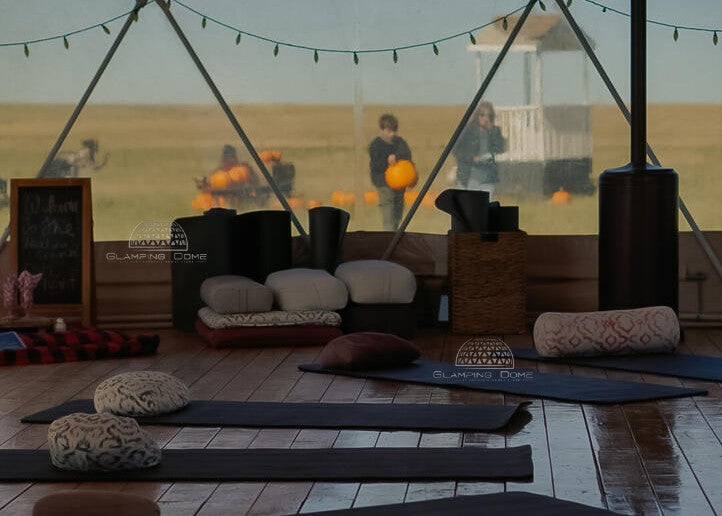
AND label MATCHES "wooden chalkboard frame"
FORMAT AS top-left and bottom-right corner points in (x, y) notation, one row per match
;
(9, 178), (93, 326)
